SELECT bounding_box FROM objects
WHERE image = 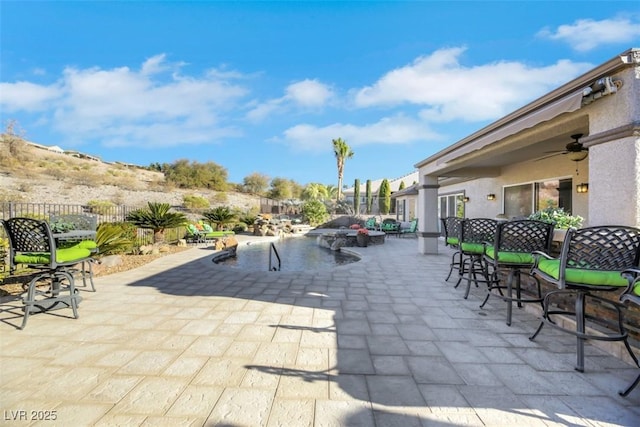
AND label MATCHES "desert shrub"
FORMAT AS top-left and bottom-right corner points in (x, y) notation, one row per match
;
(301, 199), (328, 226)
(17, 182), (32, 192)
(45, 166), (67, 181)
(96, 222), (135, 255)
(72, 170), (102, 187)
(87, 200), (116, 215)
(233, 222), (248, 233)
(183, 195), (210, 210)
(212, 192), (228, 204)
